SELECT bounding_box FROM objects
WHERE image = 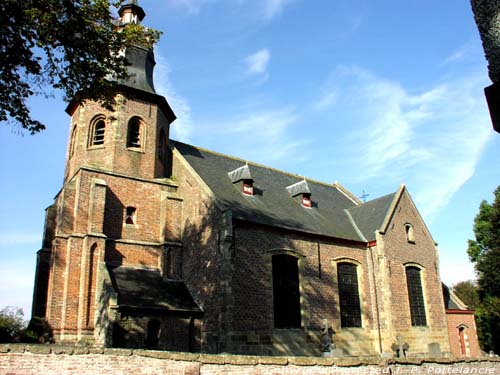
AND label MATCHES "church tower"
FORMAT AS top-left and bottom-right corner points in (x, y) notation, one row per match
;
(64, 0), (176, 182)
(32, 1), (200, 347)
